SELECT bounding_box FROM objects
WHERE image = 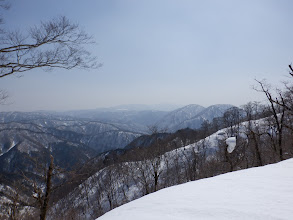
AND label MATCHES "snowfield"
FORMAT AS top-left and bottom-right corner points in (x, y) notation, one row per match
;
(97, 159), (293, 220)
